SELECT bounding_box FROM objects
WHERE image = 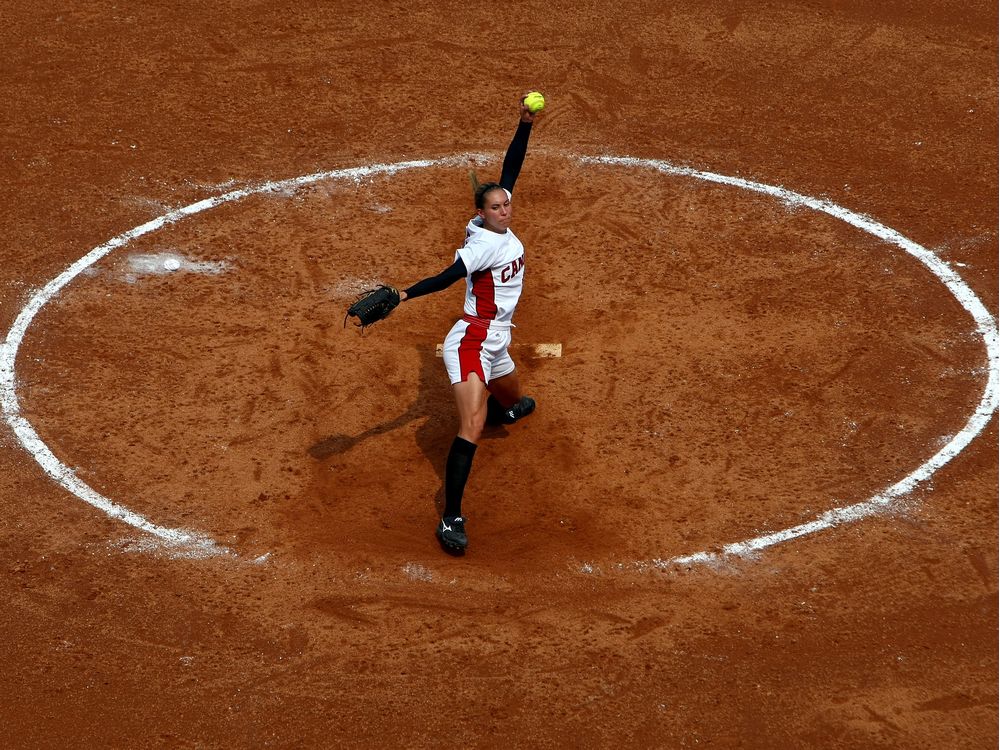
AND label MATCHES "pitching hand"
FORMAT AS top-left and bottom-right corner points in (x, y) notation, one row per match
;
(520, 95), (541, 123)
